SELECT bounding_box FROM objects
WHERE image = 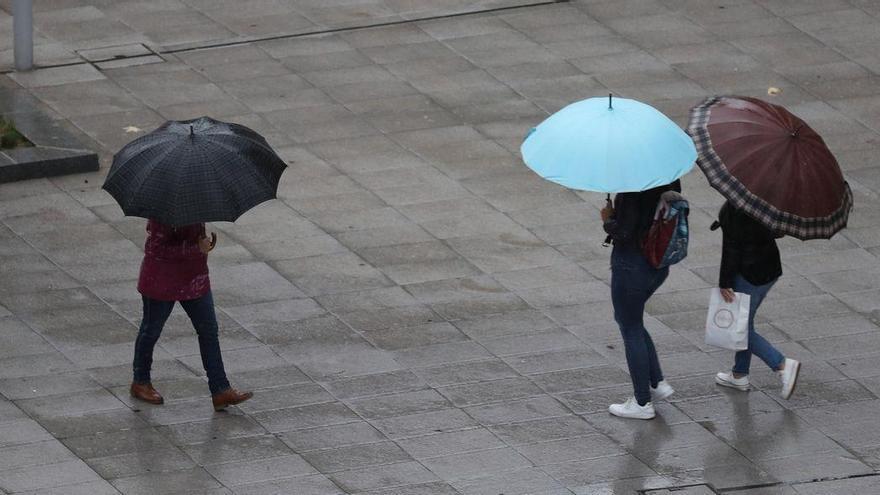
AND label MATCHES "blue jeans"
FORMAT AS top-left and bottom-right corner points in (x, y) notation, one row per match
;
(133, 291), (230, 394)
(731, 275), (784, 375)
(611, 246), (669, 406)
